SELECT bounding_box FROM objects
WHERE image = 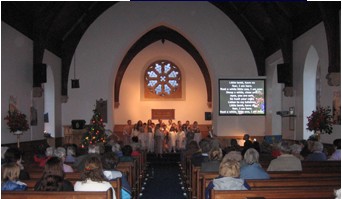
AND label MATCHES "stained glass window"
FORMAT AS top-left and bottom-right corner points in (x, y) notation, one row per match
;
(144, 60), (182, 98)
